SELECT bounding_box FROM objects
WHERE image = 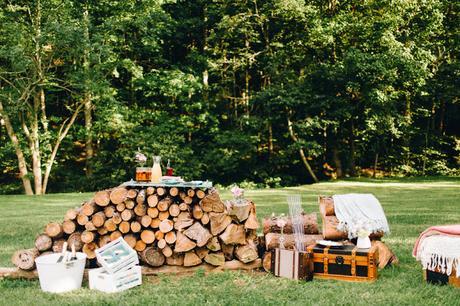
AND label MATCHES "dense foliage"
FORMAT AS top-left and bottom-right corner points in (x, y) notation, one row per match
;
(0, 0), (458, 194)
